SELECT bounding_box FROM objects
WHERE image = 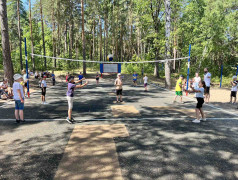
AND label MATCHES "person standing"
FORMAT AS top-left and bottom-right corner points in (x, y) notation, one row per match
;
(115, 73), (123, 103)
(173, 75), (184, 103)
(66, 76), (88, 124)
(230, 76), (237, 104)
(41, 76), (47, 104)
(133, 72), (138, 86)
(78, 72), (84, 85)
(141, 68), (144, 76)
(22, 70), (28, 97)
(193, 72), (201, 88)
(204, 68), (211, 103)
(143, 74), (148, 92)
(52, 71), (56, 86)
(13, 74), (25, 123)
